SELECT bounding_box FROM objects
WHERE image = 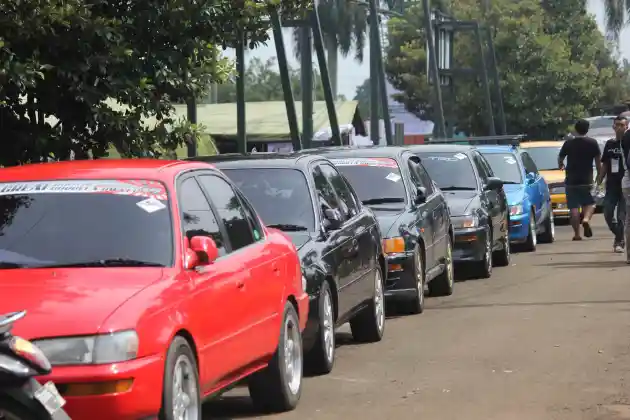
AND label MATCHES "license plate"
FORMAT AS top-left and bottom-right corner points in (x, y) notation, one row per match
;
(33, 381), (66, 415)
